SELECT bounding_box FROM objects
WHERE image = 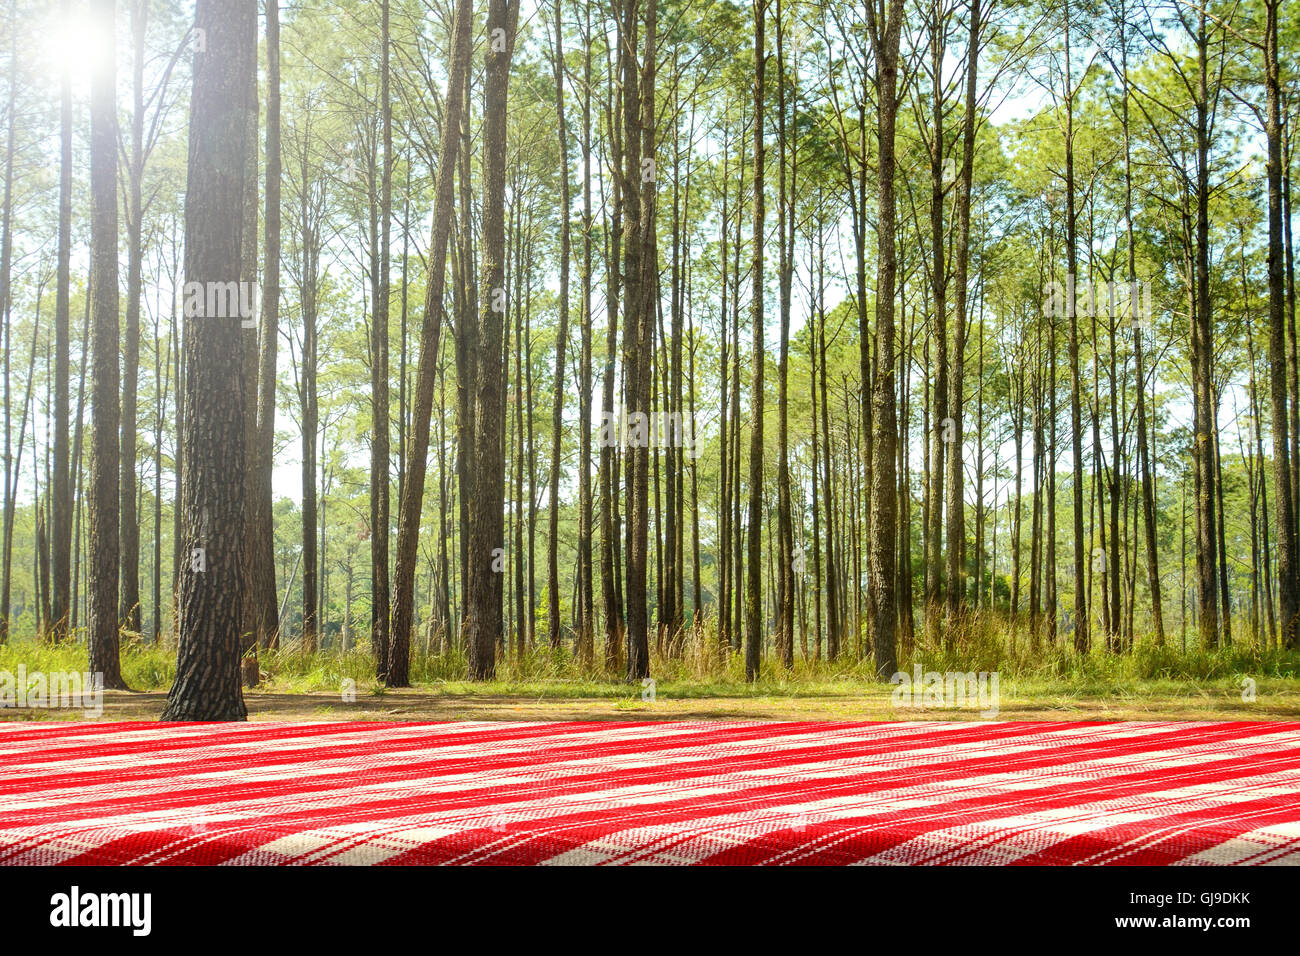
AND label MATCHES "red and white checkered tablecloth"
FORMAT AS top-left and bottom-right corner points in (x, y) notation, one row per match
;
(0, 720), (1297, 865)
